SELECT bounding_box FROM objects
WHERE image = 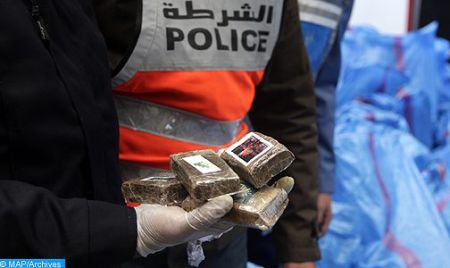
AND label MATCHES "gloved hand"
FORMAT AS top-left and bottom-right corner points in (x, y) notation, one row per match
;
(273, 176), (295, 194)
(135, 195), (233, 257)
